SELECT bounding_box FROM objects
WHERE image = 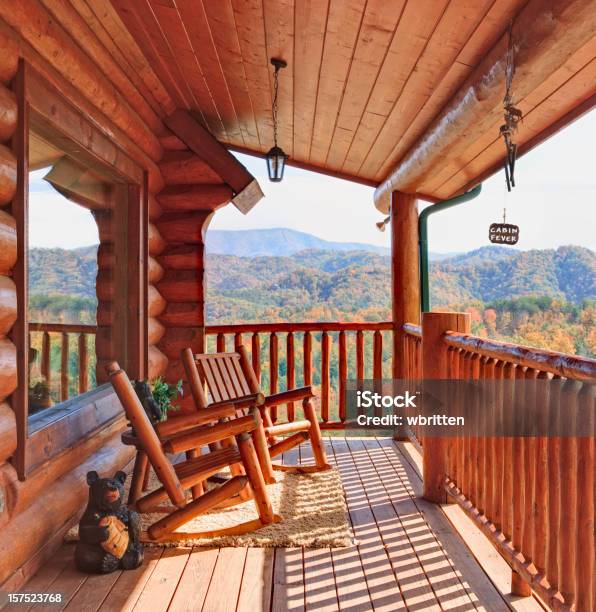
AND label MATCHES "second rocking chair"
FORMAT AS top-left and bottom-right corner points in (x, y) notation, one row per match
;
(181, 346), (331, 477)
